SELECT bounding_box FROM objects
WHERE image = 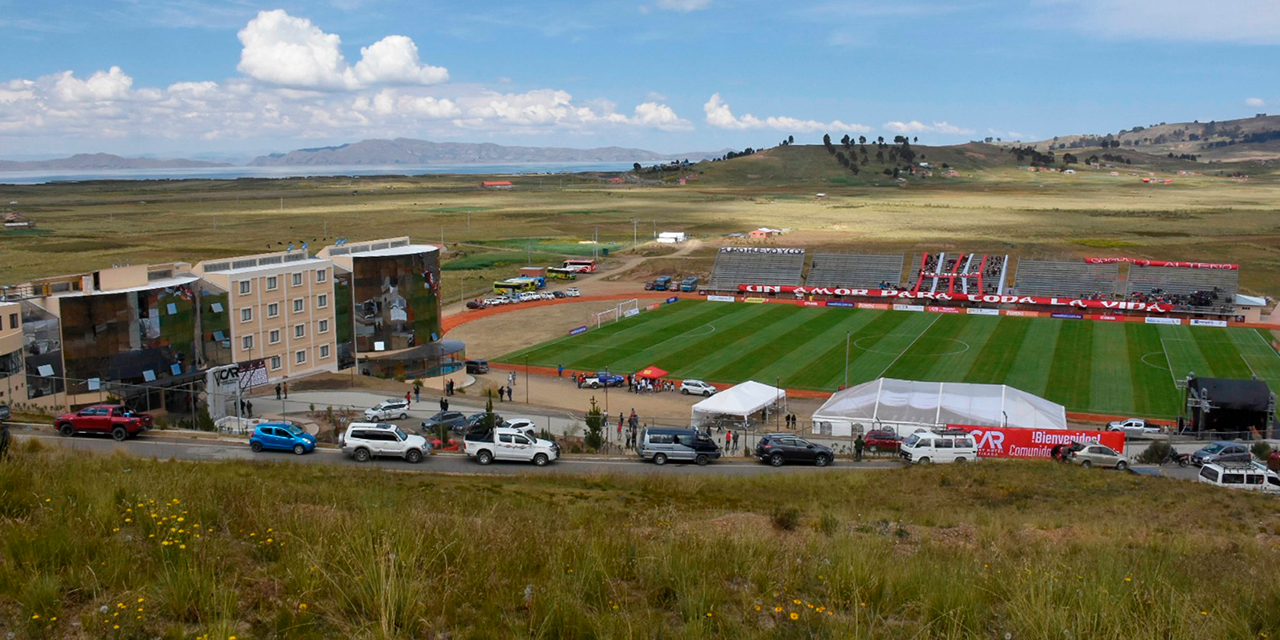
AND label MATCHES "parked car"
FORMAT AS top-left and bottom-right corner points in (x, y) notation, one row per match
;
(463, 426), (560, 466)
(0, 404), (10, 421)
(1107, 418), (1161, 436)
(340, 422), (430, 463)
(637, 427), (721, 465)
(754, 433), (834, 467)
(465, 299), (485, 309)
(566, 287), (580, 297)
(680, 379), (717, 397)
(552, 290), (567, 299)
(583, 372), (625, 388)
(1191, 441), (1253, 467)
(518, 292), (539, 303)
(1069, 442), (1129, 470)
(644, 281), (656, 291)
(54, 404), (152, 441)
(465, 359), (490, 374)
(364, 399), (411, 421)
(421, 410), (468, 433)
(899, 430), (978, 464)
(863, 429), (902, 453)
(250, 422), (316, 455)
(1197, 461), (1280, 493)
